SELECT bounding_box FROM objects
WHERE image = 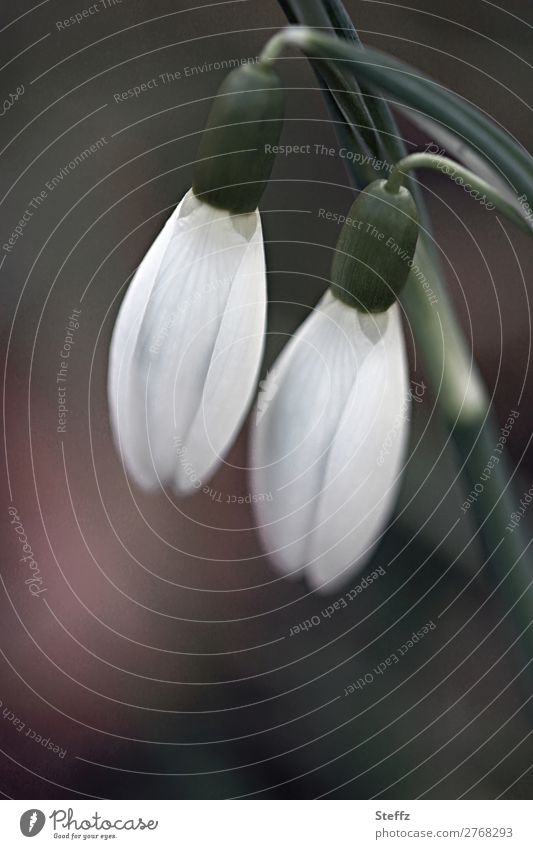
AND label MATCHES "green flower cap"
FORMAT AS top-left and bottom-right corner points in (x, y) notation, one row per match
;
(193, 63), (285, 214)
(330, 180), (419, 313)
